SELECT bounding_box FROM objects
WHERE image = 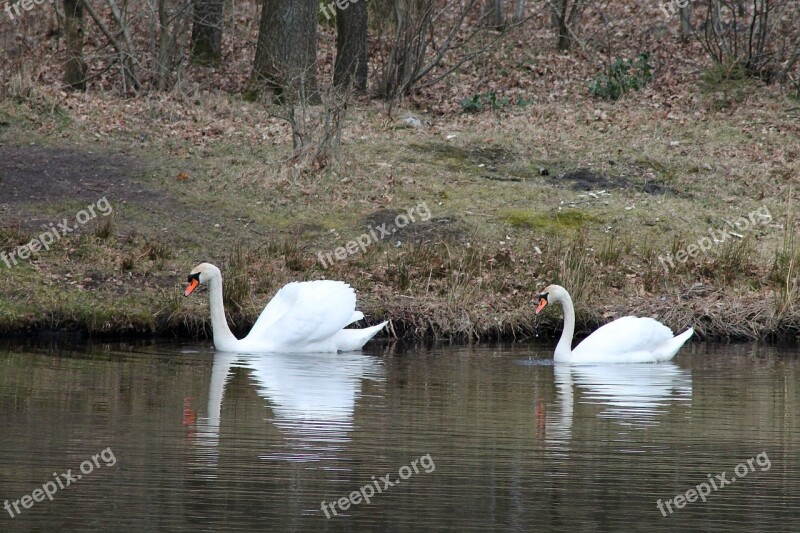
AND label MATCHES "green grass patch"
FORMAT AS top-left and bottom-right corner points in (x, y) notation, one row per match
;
(500, 209), (597, 231)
